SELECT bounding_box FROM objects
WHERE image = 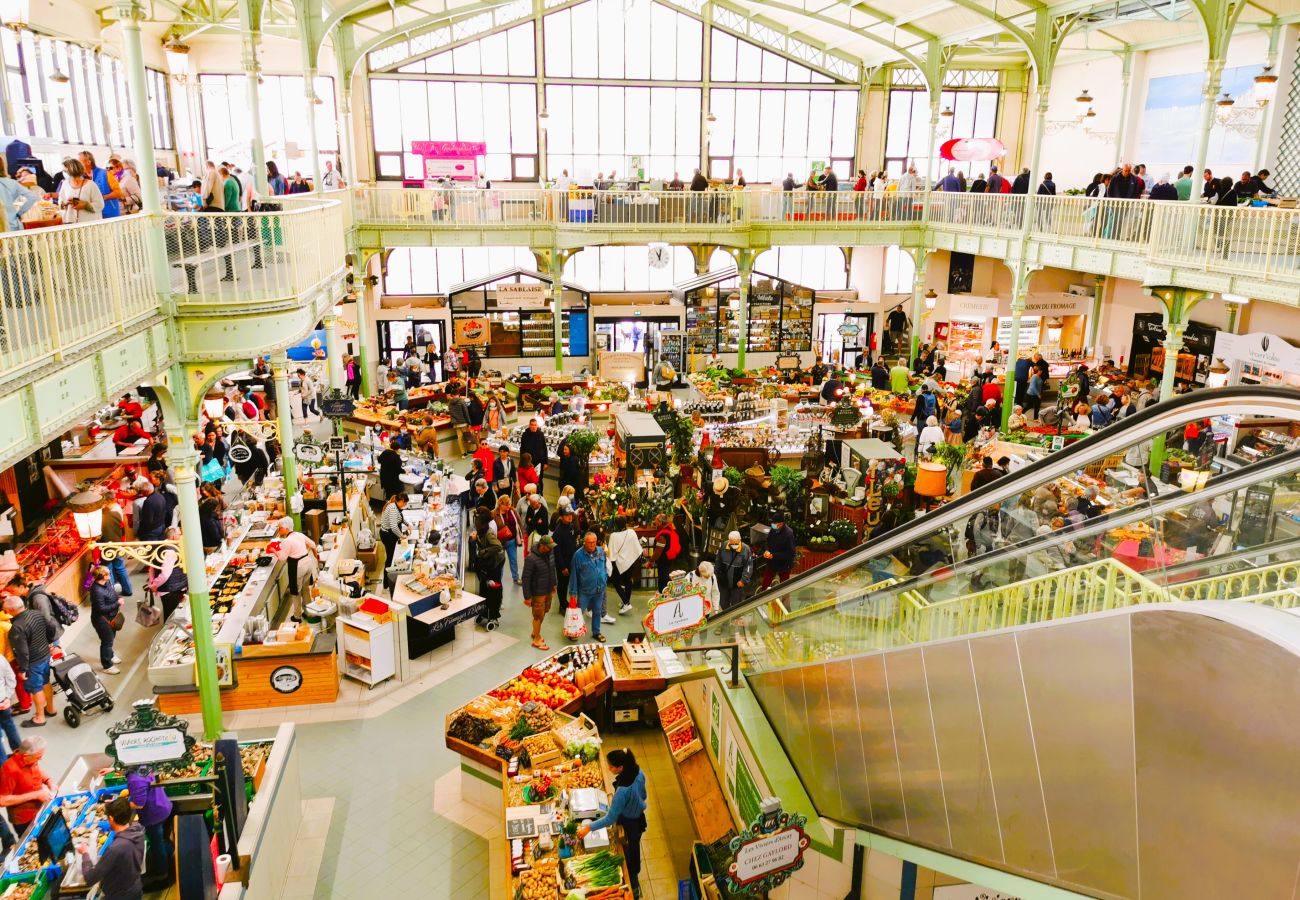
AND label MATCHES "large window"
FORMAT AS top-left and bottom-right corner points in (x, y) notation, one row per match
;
(885, 87), (999, 181)
(397, 22), (535, 76)
(753, 247), (848, 291)
(200, 74), (337, 173)
(1, 29), (171, 149)
(369, 79), (537, 181)
(545, 85), (700, 182)
(709, 30), (832, 84)
(707, 88), (856, 184)
(563, 245), (696, 291)
(544, 0), (701, 80)
(383, 247), (537, 295)
(883, 246), (915, 295)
